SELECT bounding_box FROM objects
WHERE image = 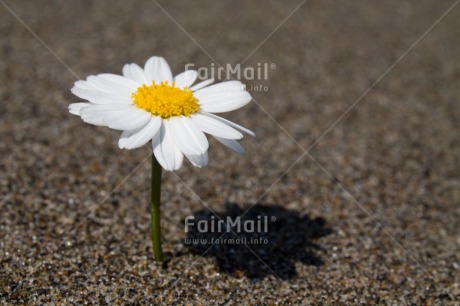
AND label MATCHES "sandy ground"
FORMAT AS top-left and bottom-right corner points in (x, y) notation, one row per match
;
(1, 0), (459, 304)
